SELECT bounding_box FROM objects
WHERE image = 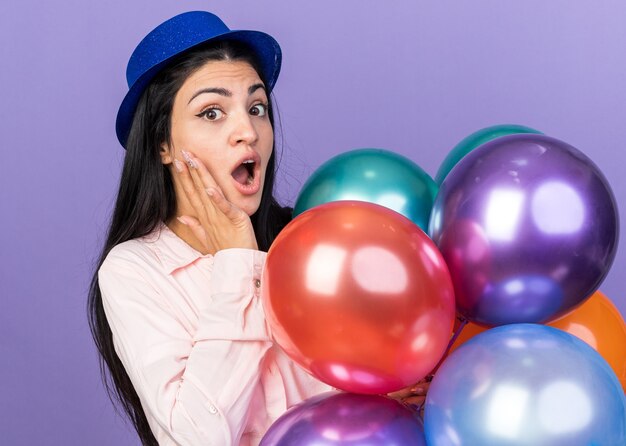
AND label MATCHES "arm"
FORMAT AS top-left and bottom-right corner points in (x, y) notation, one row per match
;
(99, 246), (272, 445)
